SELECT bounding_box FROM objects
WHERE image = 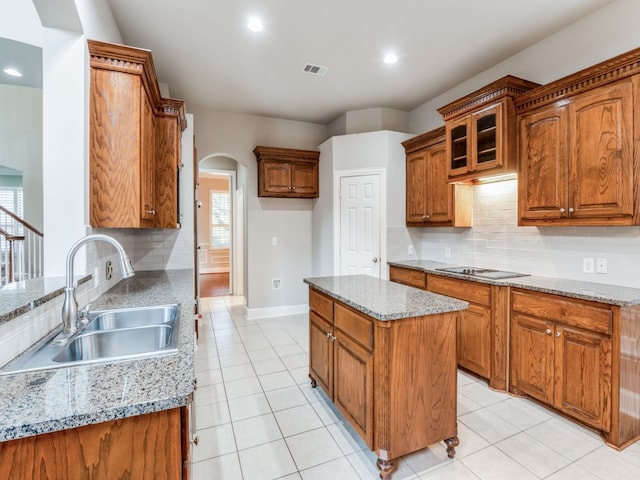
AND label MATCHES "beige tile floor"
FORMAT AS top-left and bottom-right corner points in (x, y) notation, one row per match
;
(192, 296), (640, 479)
